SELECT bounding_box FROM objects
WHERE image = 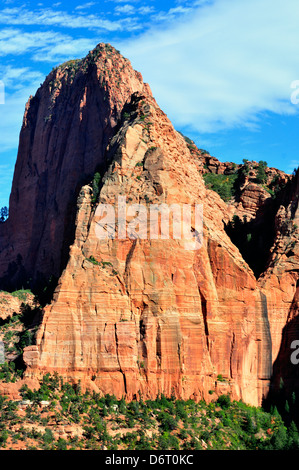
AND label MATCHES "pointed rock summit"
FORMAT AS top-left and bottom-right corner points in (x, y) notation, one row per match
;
(0, 43), (152, 291)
